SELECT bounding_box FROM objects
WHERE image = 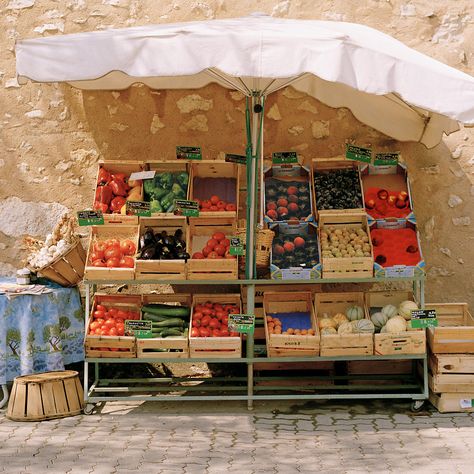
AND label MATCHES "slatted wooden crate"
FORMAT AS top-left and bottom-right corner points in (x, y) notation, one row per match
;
(347, 360), (413, 386)
(429, 353), (474, 393)
(263, 291), (320, 357)
(315, 292), (373, 356)
(135, 216), (187, 280)
(429, 392), (474, 413)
